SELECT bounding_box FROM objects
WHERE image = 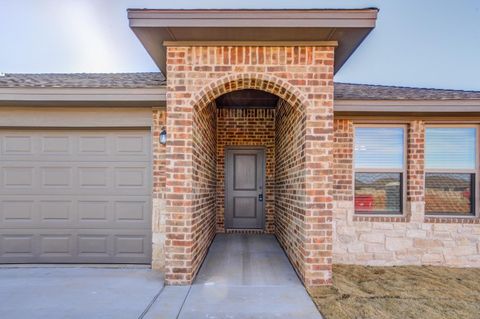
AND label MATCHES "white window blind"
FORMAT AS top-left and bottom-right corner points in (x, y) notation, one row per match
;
(425, 128), (476, 170)
(354, 127), (404, 169)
